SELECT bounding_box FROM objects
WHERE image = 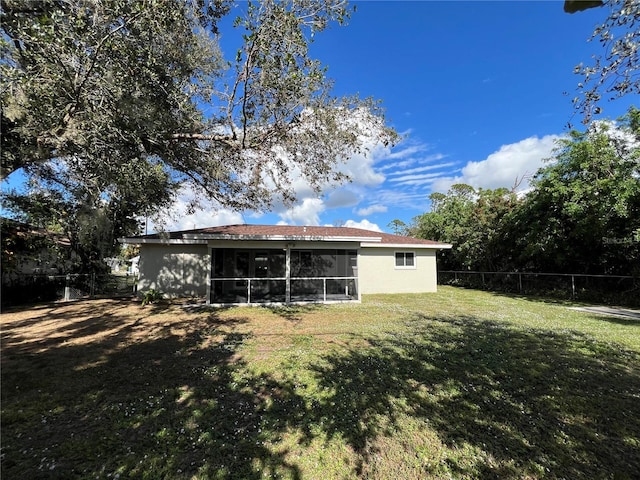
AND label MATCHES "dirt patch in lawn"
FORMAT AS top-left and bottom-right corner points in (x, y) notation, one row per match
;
(2, 299), (318, 346)
(2, 299), (198, 354)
